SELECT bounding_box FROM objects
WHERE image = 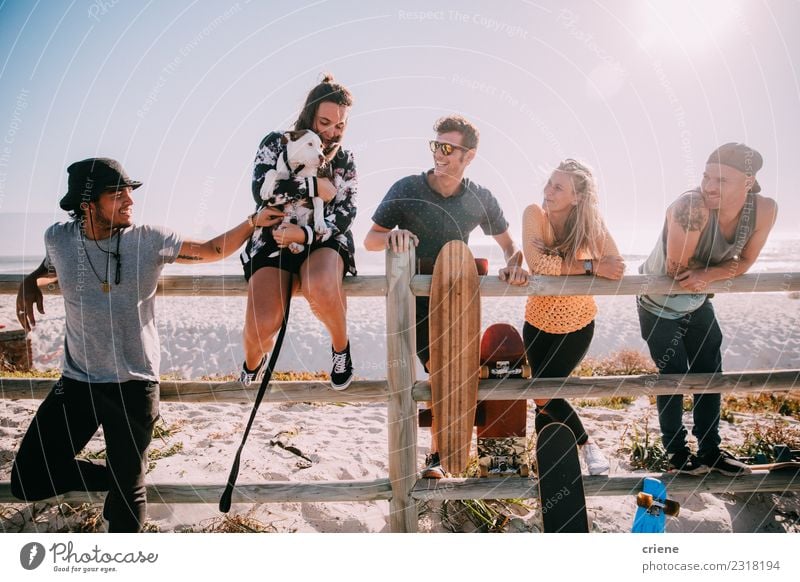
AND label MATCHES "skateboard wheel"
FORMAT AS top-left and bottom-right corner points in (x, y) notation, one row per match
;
(479, 366), (489, 380)
(478, 457), (491, 478)
(636, 492), (654, 509)
(521, 364), (531, 378)
(519, 464), (530, 478)
(663, 499), (680, 517)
